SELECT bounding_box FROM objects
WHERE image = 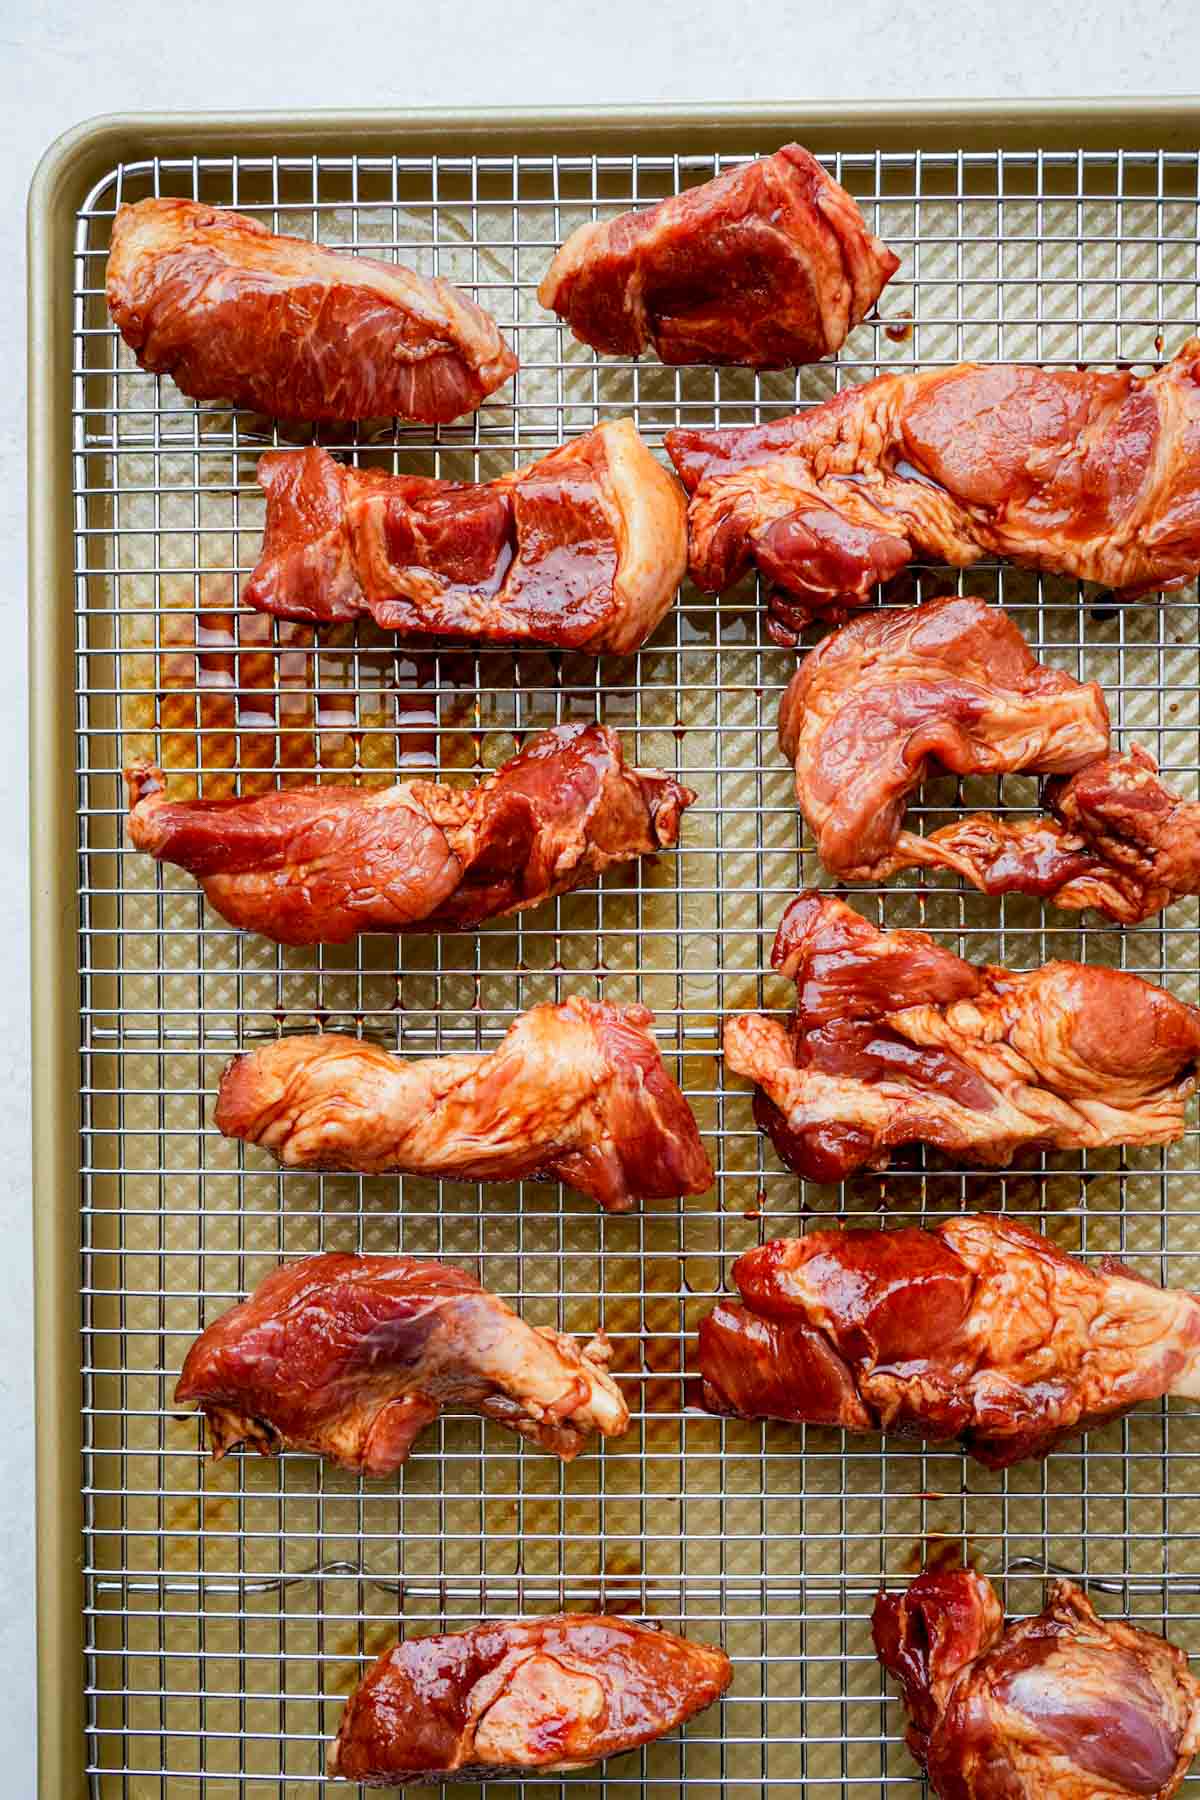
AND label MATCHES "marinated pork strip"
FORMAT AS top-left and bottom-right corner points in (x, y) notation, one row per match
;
(125, 723), (693, 946)
(106, 196), (517, 424)
(698, 1216), (1200, 1468)
(538, 143), (898, 368)
(243, 420), (686, 653)
(874, 1569), (1200, 1799)
(780, 595), (1110, 876)
(666, 339), (1200, 639)
(329, 1615), (732, 1784)
(779, 595), (1200, 922)
(216, 997), (714, 1212)
(912, 746), (1200, 924)
(724, 891), (1200, 1184)
(175, 1253), (628, 1472)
